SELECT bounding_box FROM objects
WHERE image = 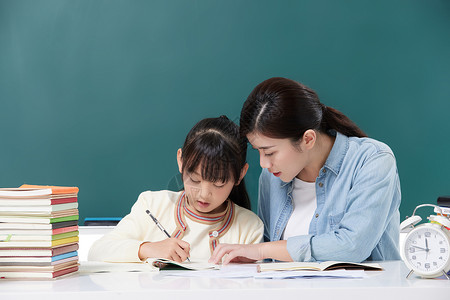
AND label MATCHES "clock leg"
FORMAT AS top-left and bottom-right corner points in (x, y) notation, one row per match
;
(406, 269), (414, 279)
(442, 271), (450, 280)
